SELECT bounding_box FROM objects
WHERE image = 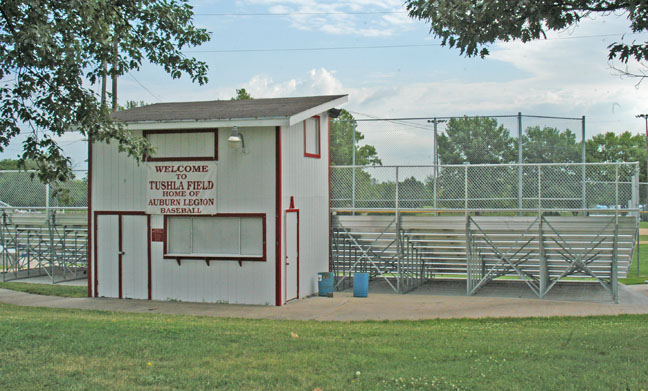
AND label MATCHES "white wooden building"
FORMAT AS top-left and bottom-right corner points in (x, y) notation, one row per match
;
(89, 95), (347, 305)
